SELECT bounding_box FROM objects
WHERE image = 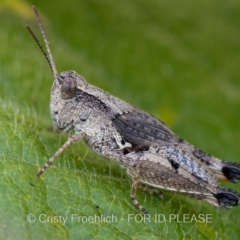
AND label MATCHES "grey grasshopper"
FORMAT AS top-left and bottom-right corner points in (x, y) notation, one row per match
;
(26, 6), (240, 214)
